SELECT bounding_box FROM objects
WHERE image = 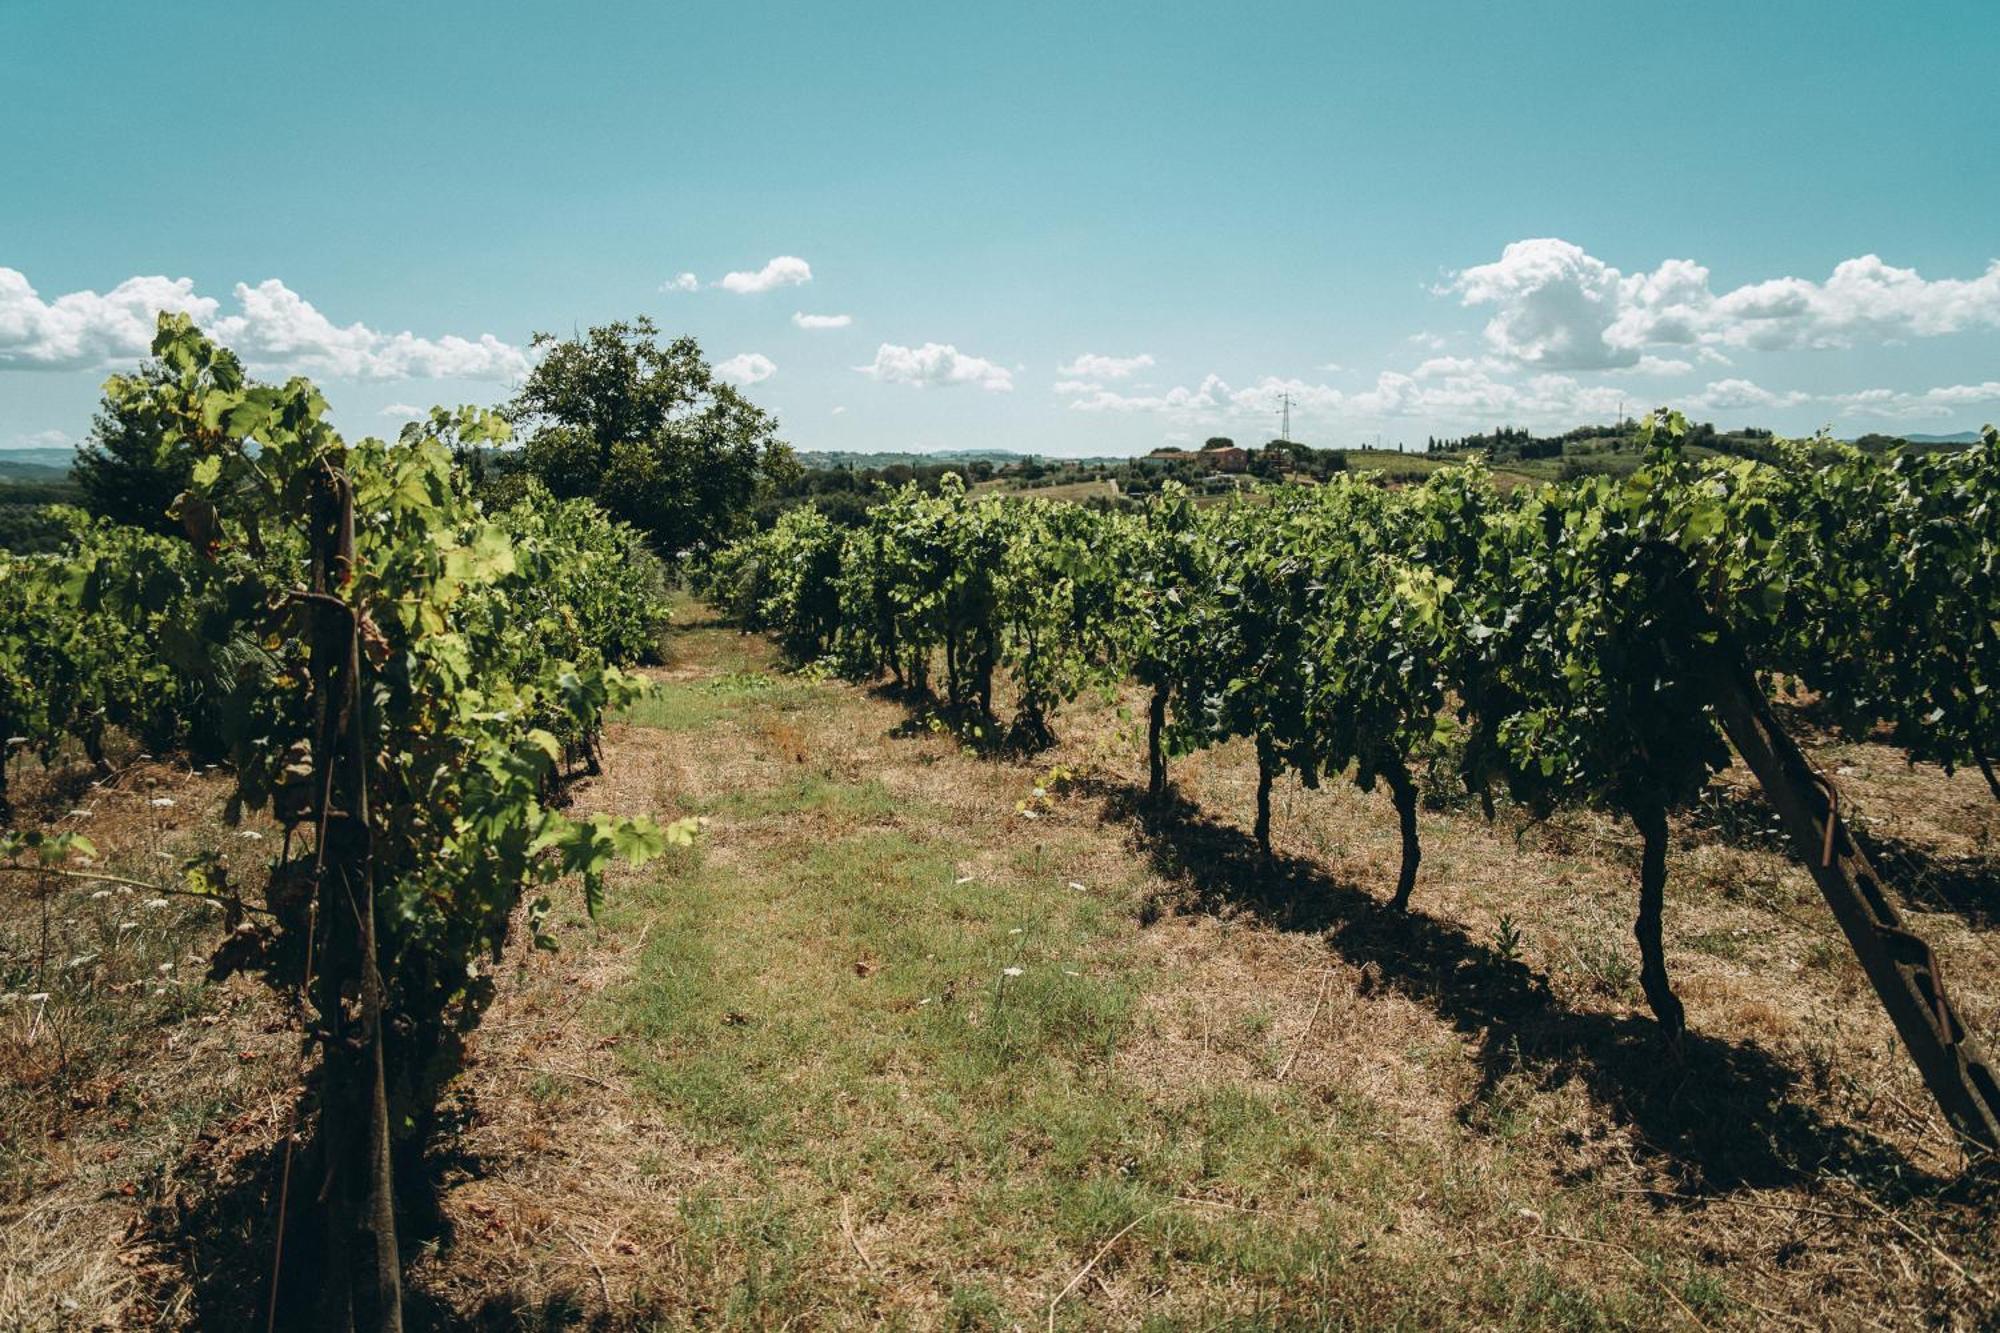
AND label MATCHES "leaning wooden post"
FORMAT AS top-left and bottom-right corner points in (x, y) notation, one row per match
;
(1701, 642), (2000, 1157)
